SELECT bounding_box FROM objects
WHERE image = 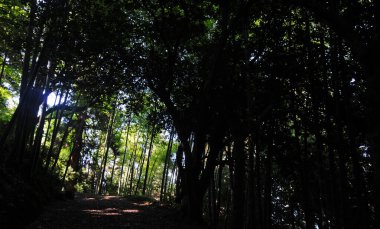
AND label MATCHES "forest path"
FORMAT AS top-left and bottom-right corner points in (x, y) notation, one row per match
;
(26, 194), (201, 229)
